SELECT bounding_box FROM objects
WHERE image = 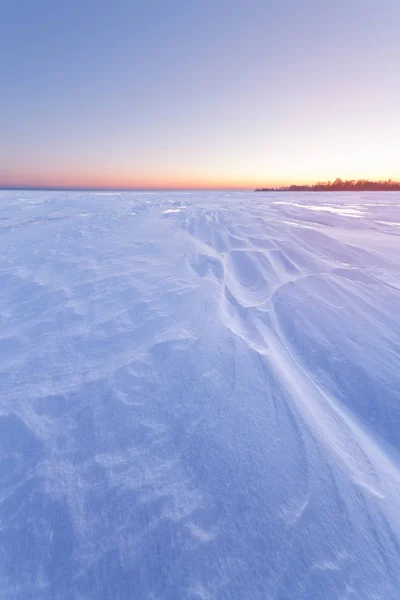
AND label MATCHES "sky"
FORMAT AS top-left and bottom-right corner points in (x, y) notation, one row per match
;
(1, 0), (400, 189)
